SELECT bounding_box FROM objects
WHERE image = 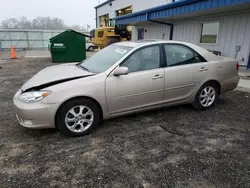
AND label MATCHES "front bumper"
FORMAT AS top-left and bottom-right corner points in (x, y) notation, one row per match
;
(13, 90), (59, 129)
